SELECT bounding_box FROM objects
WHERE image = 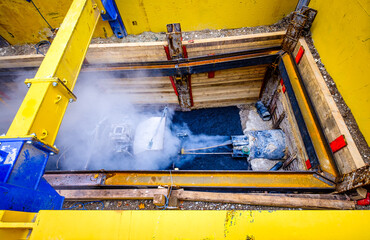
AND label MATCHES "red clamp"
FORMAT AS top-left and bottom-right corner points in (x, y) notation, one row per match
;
(357, 193), (370, 206)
